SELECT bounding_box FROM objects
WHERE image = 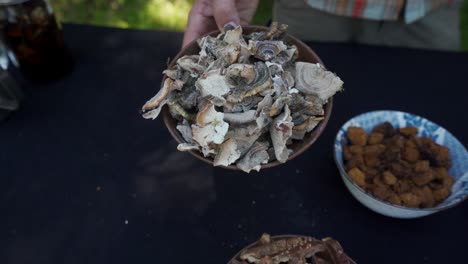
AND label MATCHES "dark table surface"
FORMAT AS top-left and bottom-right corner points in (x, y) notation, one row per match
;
(1, 24), (467, 264)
